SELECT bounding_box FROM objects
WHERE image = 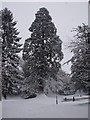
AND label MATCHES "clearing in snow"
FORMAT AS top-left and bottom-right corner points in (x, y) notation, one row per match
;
(0, 101), (2, 119)
(2, 94), (89, 118)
